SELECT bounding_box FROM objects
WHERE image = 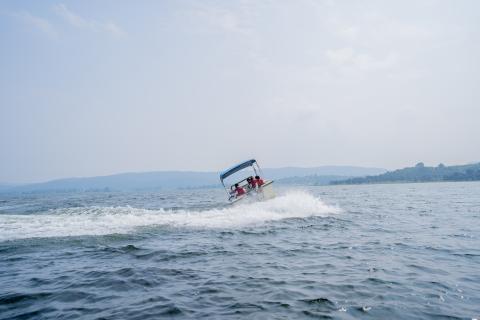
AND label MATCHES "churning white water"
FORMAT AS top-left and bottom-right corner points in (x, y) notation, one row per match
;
(0, 191), (340, 241)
